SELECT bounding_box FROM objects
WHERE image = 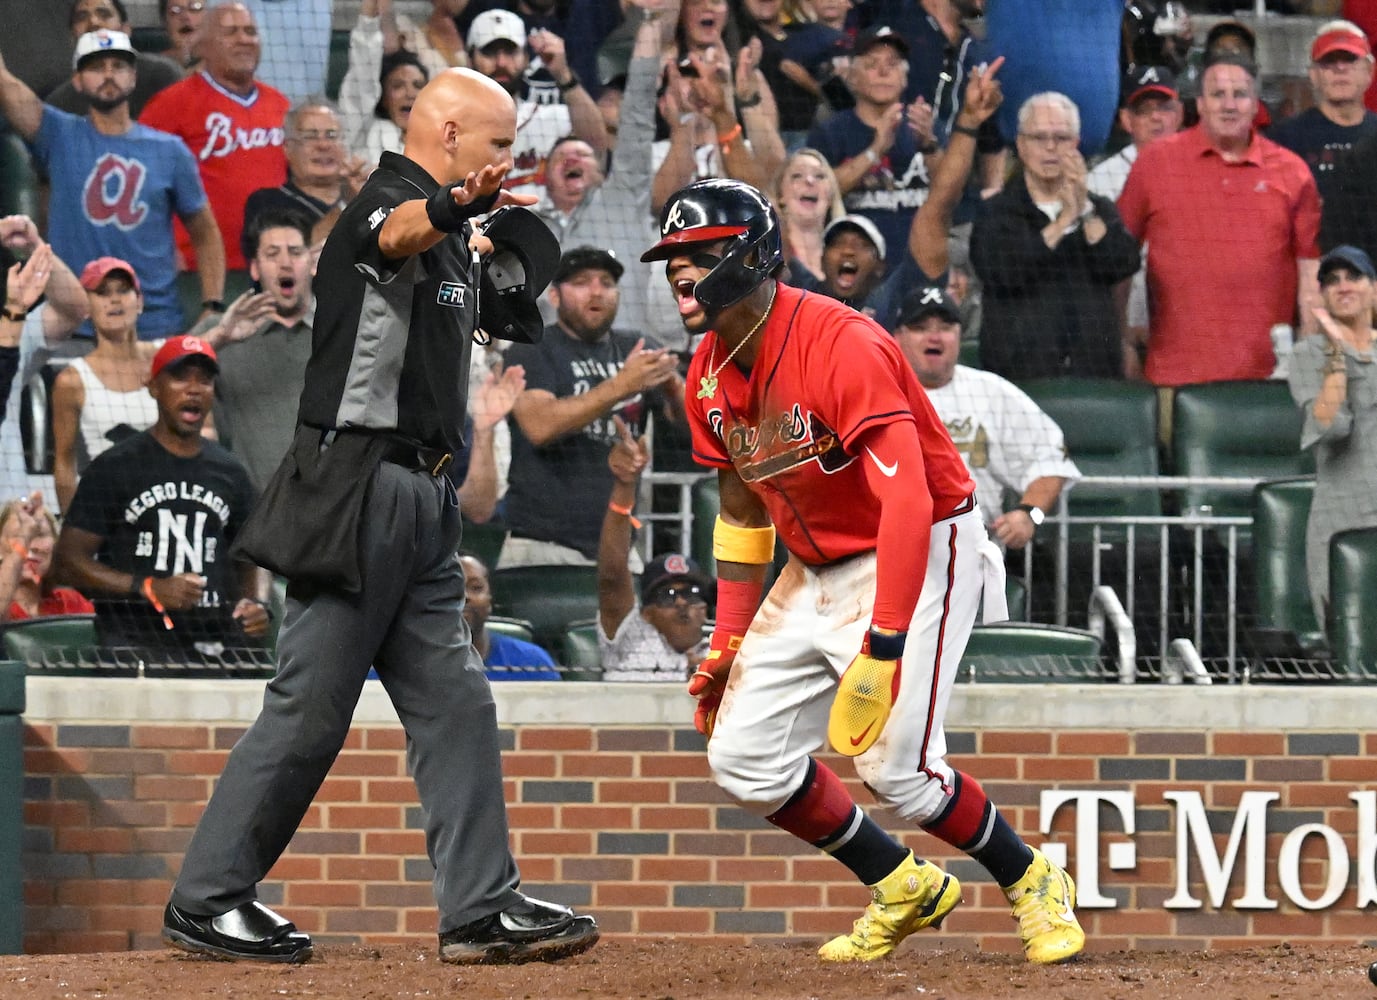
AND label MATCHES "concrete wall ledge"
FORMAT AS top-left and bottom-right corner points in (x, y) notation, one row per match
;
(23, 676), (1377, 731)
